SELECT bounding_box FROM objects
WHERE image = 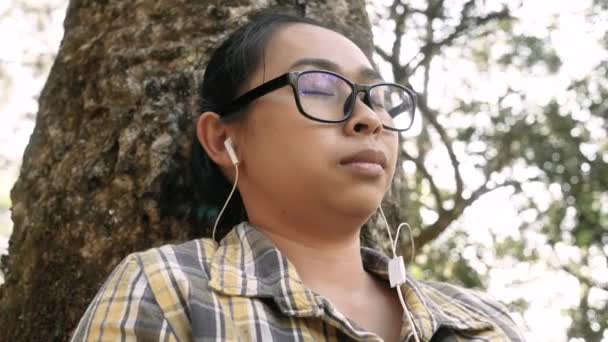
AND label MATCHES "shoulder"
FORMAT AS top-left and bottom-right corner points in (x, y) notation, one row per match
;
(71, 238), (218, 341)
(420, 280), (525, 340)
(128, 238), (219, 309)
(421, 280), (510, 316)
(134, 238), (218, 283)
